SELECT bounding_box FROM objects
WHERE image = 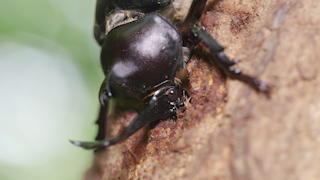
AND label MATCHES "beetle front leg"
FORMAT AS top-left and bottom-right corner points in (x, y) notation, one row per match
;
(183, 26), (270, 95)
(95, 105), (108, 141)
(94, 77), (113, 141)
(70, 86), (184, 150)
(181, 0), (208, 30)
